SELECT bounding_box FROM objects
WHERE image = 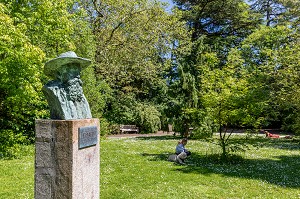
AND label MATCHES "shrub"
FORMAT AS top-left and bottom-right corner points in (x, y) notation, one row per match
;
(135, 103), (161, 133)
(99, 118), (111, 136)
(0, 130), (27, 159)
(191, 115), (216, 139)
